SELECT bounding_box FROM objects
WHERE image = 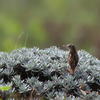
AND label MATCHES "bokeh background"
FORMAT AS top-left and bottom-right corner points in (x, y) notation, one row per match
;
(0, 0), (100, 59)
